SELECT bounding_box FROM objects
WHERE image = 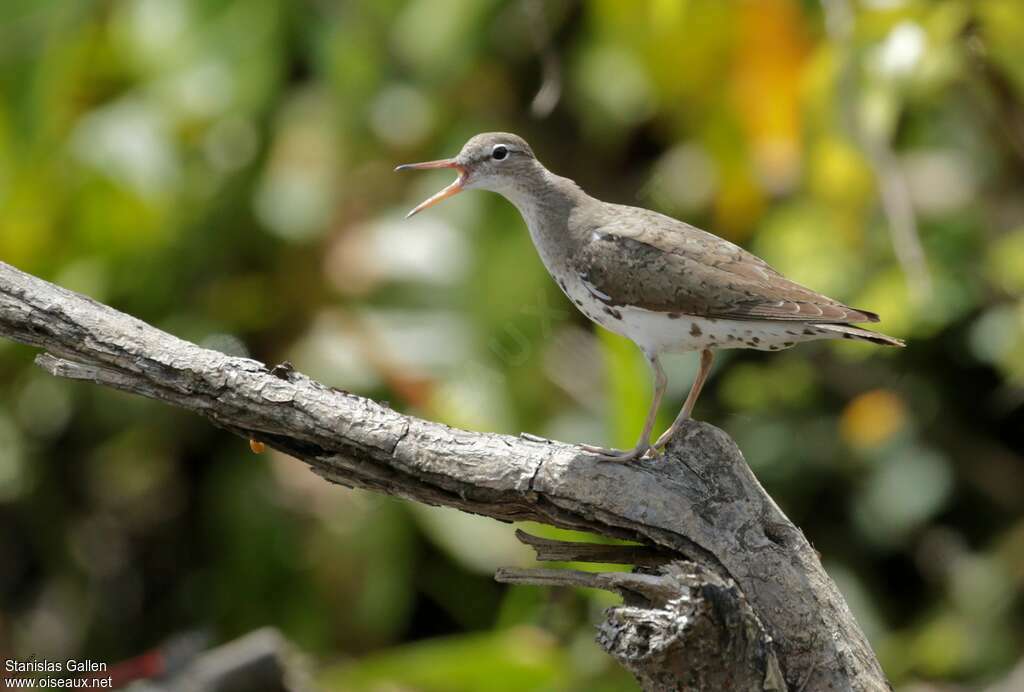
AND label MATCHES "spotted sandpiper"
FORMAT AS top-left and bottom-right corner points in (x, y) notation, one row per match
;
(396, 133), (904, 461)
